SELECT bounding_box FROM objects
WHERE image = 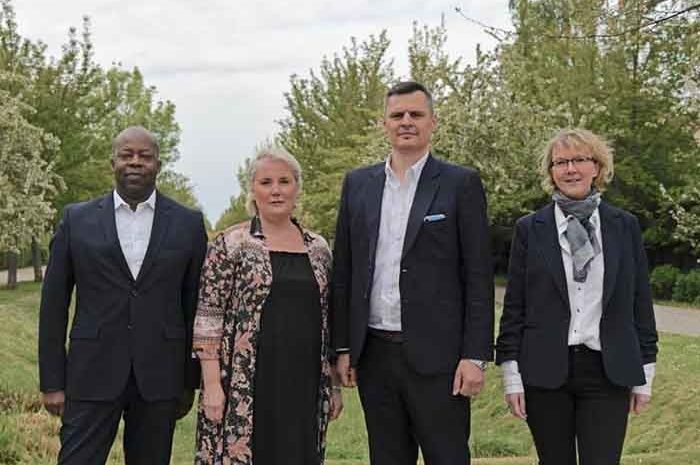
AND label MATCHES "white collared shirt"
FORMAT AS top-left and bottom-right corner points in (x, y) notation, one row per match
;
(369, 153), (429, 331)
(114, 189), (156, 279)
(555, 204), (605, 350)
(502, 204), (655, 395)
